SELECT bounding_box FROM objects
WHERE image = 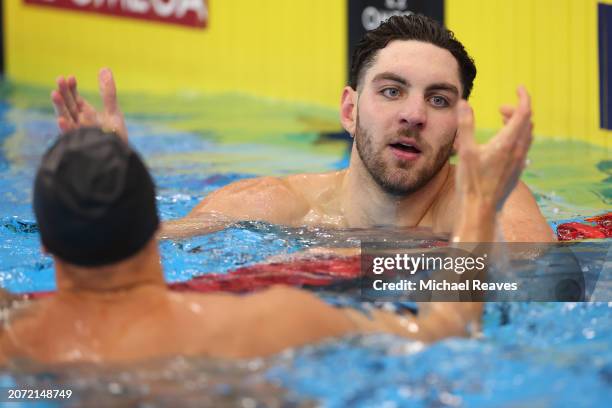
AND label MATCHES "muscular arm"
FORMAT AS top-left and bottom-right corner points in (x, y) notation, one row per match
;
(221, 286), (480, 358)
